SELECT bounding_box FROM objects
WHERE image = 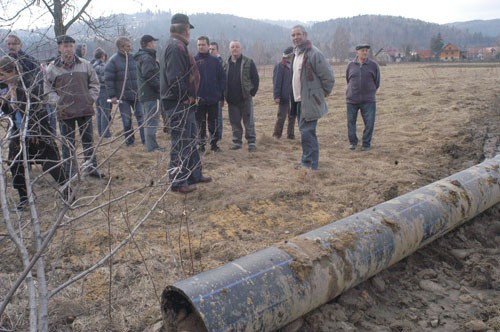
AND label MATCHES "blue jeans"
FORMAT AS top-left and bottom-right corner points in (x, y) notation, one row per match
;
(227, 98), (256, 147)
(347, 102), (376, 148)
(163, 101), (202, 188)
(143, 100), (161, 151)
(59, 116), (97, 176)
(297, 103), (319, 170)
(96, 95), (111, 137)
(119, 100), (145, 145)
